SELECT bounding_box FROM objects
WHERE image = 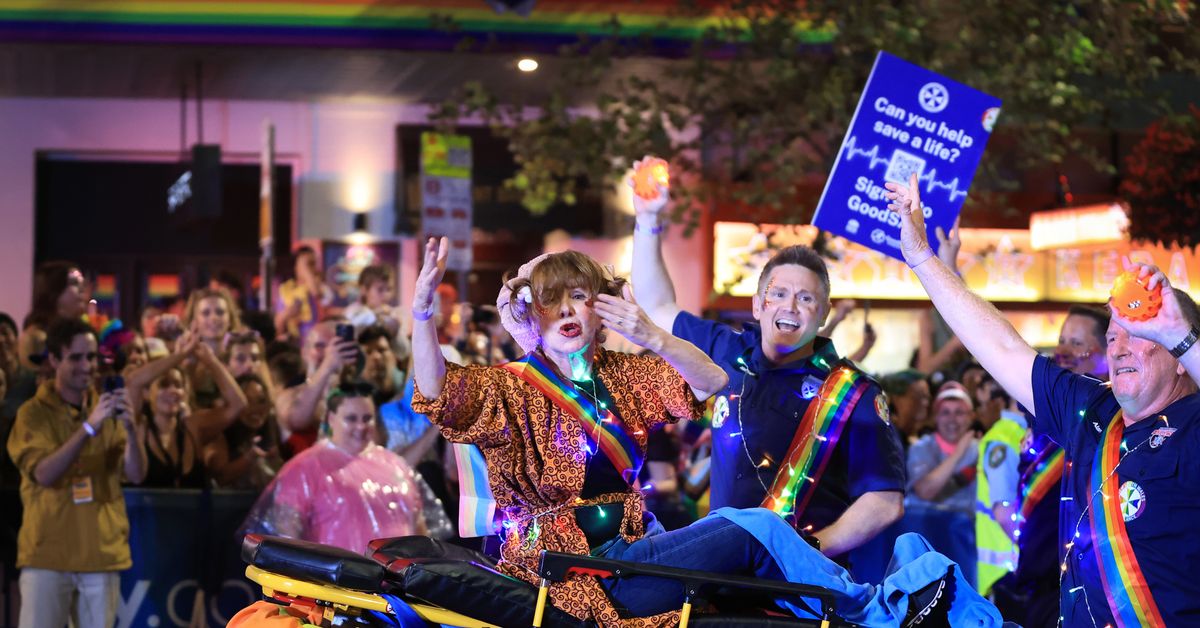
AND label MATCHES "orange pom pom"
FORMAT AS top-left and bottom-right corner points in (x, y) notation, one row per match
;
(1110, 271), (1162, 322)
(633, 158), (670, 200)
